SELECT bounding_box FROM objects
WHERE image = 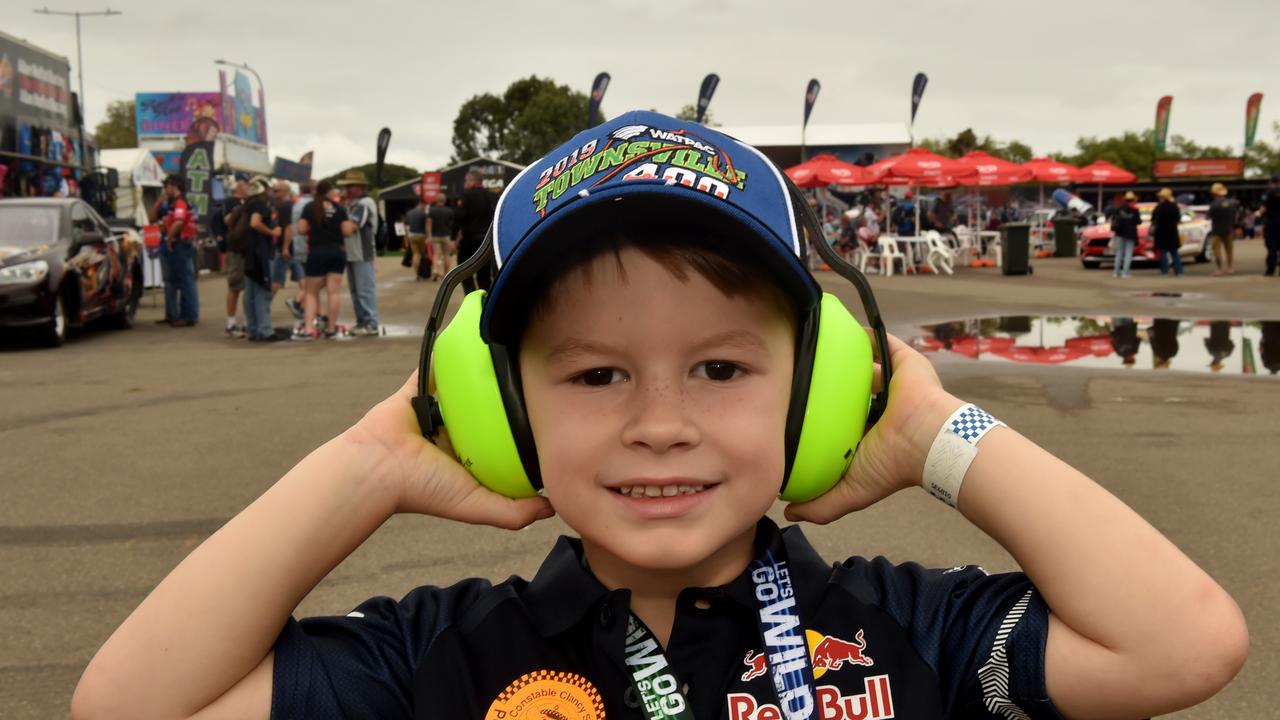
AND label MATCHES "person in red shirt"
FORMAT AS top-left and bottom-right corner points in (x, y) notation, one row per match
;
(159, 174), (200, 326)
